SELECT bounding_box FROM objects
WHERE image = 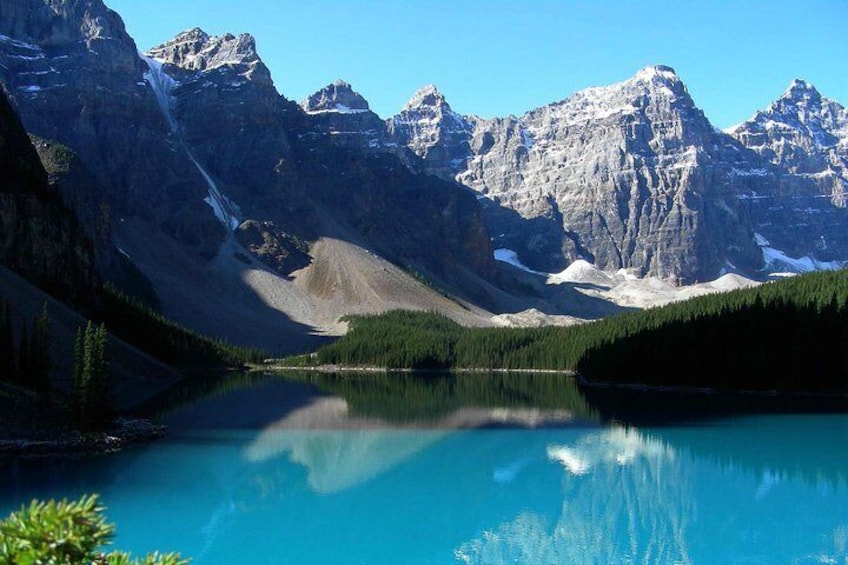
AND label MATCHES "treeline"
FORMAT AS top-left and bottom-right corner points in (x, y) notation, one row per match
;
(315, 270), (848, 392)
(0, 287), (266, 431)
(576, 272), (848, 391)
(1, 300), (112, 428)
(0, 301), (51, 402)
(100, 284), (265, 369)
